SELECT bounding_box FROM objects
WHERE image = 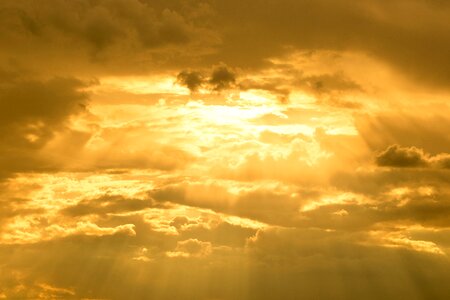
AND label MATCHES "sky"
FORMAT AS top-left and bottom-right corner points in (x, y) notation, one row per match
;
(1, 0), (450, 299)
